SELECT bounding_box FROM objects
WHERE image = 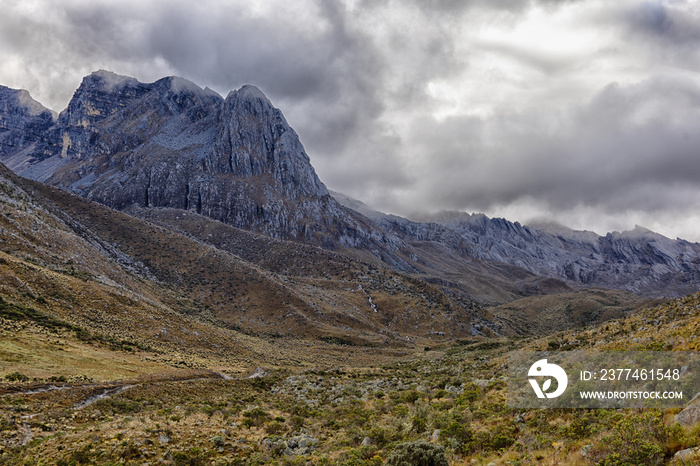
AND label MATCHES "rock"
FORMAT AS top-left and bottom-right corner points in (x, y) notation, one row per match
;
(672, 447), (700, 464)
(158, 434), (170, 444)
(431, 429), (441, 442)
(675, 393), (700, 427)
(383, 211), (700, 298)
(0, 85), (56, 175)
(262, 434), (318, 456)
(580, 444), (593, 457)
(248, 367), (268, 379)
(361, 436), (371, 447)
